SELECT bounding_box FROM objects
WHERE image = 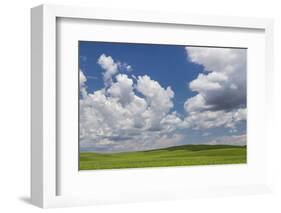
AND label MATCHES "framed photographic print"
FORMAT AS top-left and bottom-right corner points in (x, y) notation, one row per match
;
(78, 42), (247, 170)
(31, 4), (274, 208)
